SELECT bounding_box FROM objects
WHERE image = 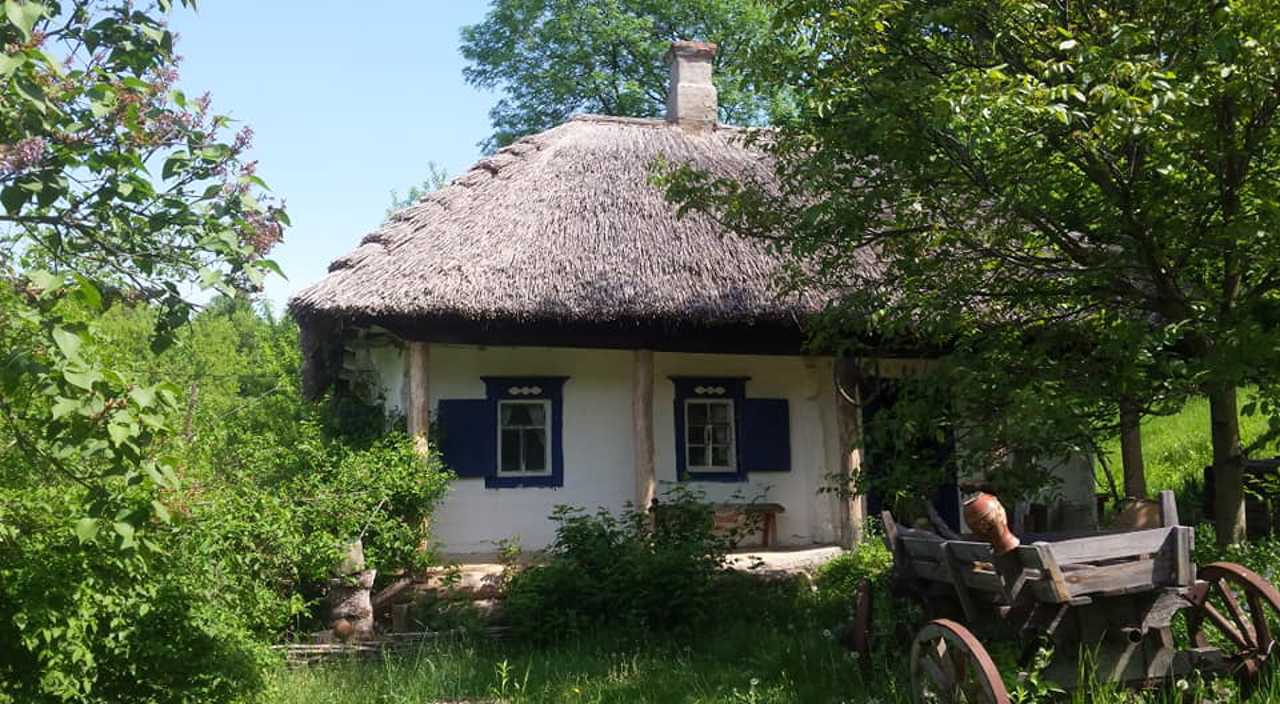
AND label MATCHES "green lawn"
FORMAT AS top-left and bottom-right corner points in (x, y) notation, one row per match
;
(1101, 391), (1279, 508)
(264, 628), (1276, 704)
(264, 625), (876, 704)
